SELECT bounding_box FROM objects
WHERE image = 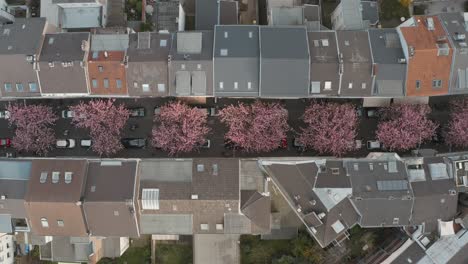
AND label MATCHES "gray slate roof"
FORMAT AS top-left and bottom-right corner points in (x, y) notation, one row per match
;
(368, 28), (406, 96)
(336, 30), (373, 97)
(0, 18), (46, 55)
(361, 1), (379, 25)
(259, 26), (309, 98)
(39, 33), (90, 62)
(195, 0), (218, 30)
(214, 25), (259, 97)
